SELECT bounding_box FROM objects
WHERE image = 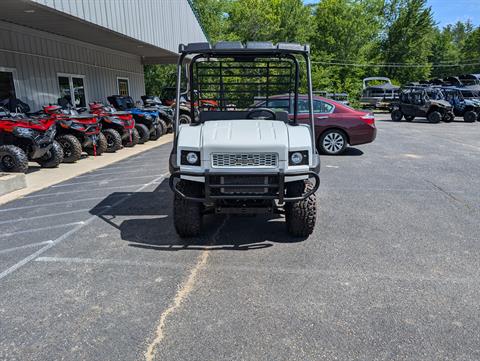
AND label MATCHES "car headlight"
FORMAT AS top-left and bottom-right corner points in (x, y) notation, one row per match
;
(289, 150), (309, 166)
(13, 127), (36, 137)
(181, 150), (201, 166)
